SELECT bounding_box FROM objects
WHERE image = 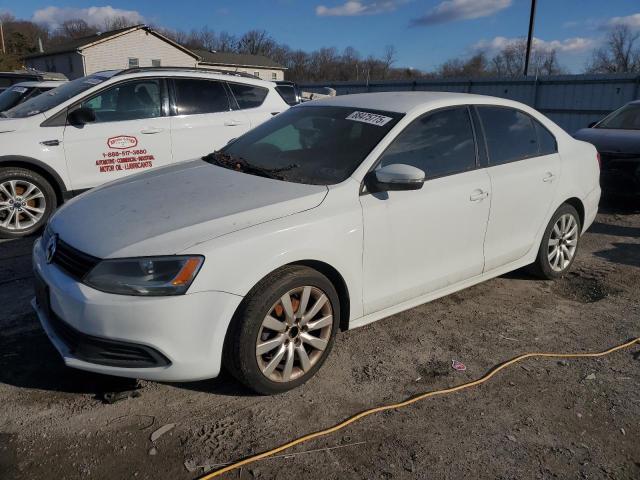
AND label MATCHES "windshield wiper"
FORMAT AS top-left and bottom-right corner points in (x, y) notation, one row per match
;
(202, 151), (298, 181)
